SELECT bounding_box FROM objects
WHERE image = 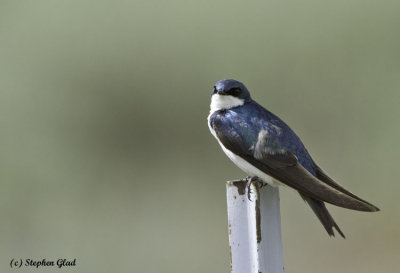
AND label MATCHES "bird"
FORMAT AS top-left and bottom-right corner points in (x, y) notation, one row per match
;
(207, 79), (379, 238)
